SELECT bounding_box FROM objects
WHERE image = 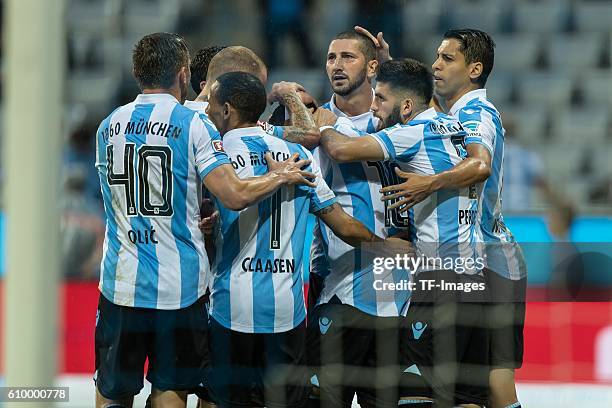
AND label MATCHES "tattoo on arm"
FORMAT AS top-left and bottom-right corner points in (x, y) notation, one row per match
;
(280, 91), (316, 144)
(316, 202), (338, 215)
